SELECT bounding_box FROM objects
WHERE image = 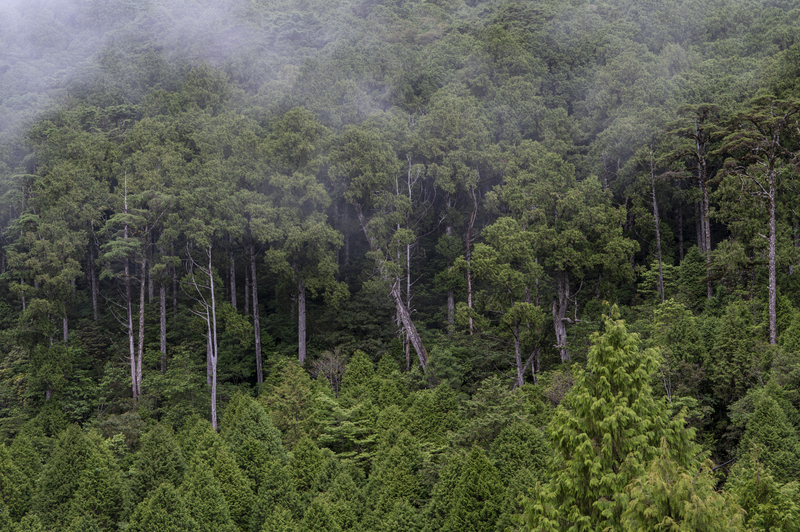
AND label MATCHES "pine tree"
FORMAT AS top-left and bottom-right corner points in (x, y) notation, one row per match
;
(523, 306), (700, 531)
(220, 394), (285, 461)
(728, 456), (800, 532)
